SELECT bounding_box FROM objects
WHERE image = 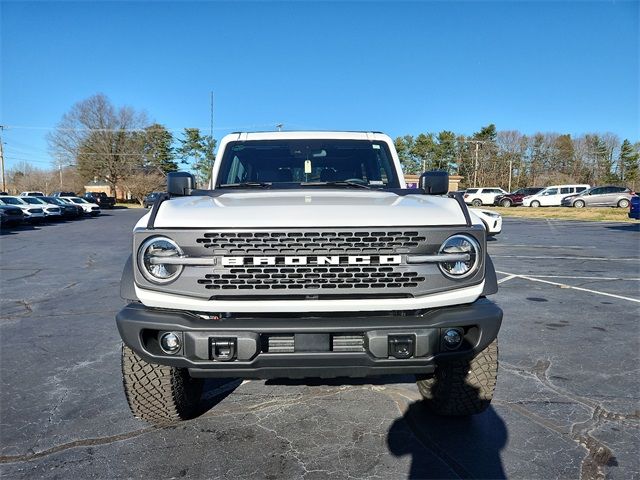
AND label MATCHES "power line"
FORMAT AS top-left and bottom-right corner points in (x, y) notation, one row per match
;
(1, 123), (284, 133)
